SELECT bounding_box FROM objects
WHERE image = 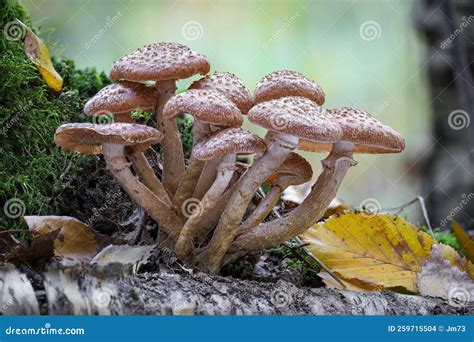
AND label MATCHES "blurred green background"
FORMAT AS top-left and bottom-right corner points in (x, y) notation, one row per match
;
(21, 0), (430, 211)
